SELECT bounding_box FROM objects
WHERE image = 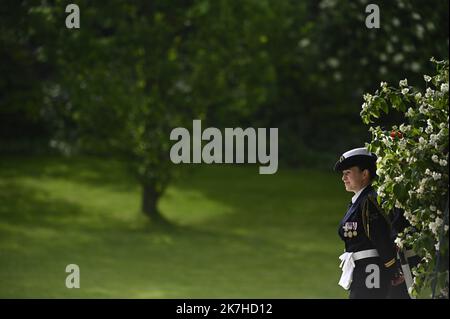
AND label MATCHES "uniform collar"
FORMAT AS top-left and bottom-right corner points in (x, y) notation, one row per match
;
(351, 185), (370, 204)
